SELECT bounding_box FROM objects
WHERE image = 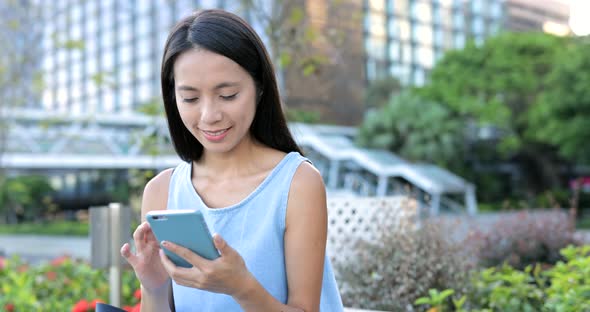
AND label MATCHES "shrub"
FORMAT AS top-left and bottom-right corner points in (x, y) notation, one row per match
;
(465, 210), (578, 269)
(415, 245), (590, 312)
(0, 255), (140, 311)
(543, 245), (590, 311)
(335, 220), (475, 311)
